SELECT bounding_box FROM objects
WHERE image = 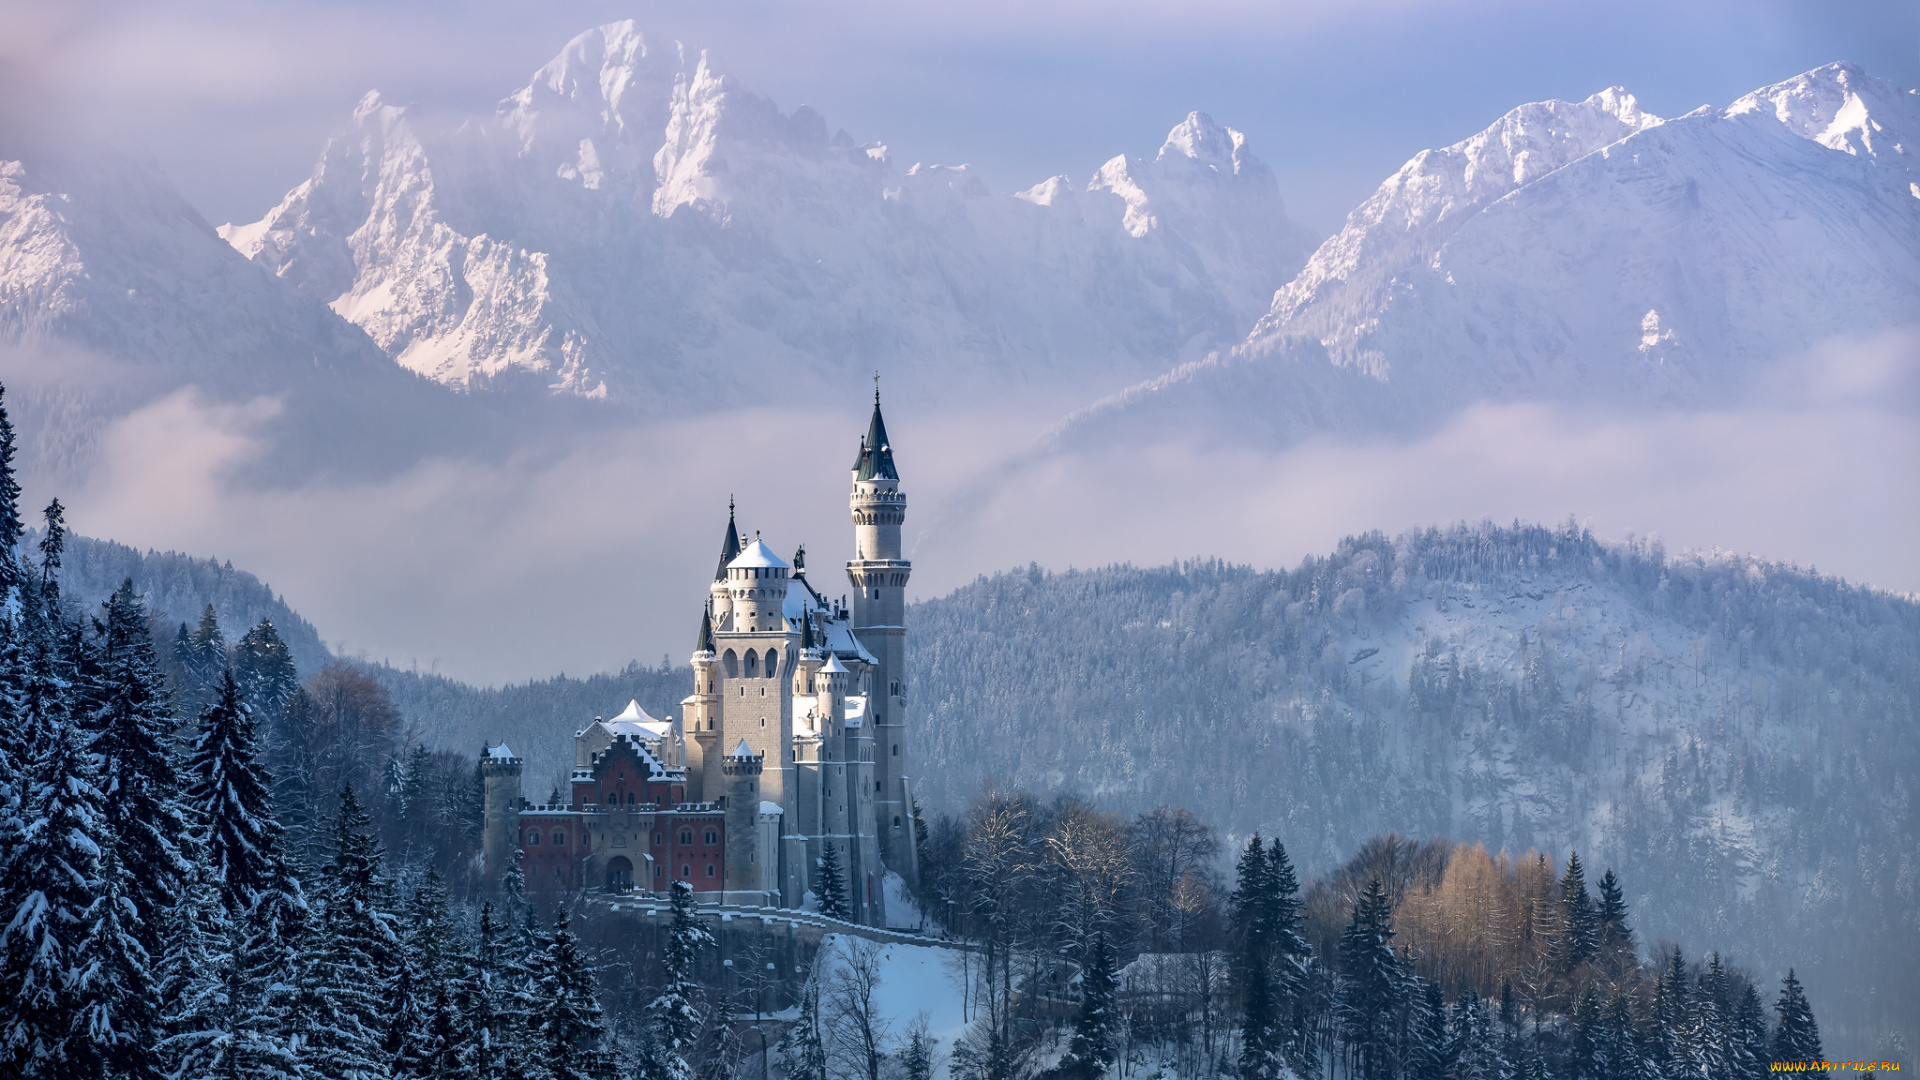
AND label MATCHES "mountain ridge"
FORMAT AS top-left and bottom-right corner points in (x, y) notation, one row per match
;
(219, 20), (1320, 408)
(1060, 61), (1920, 448)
